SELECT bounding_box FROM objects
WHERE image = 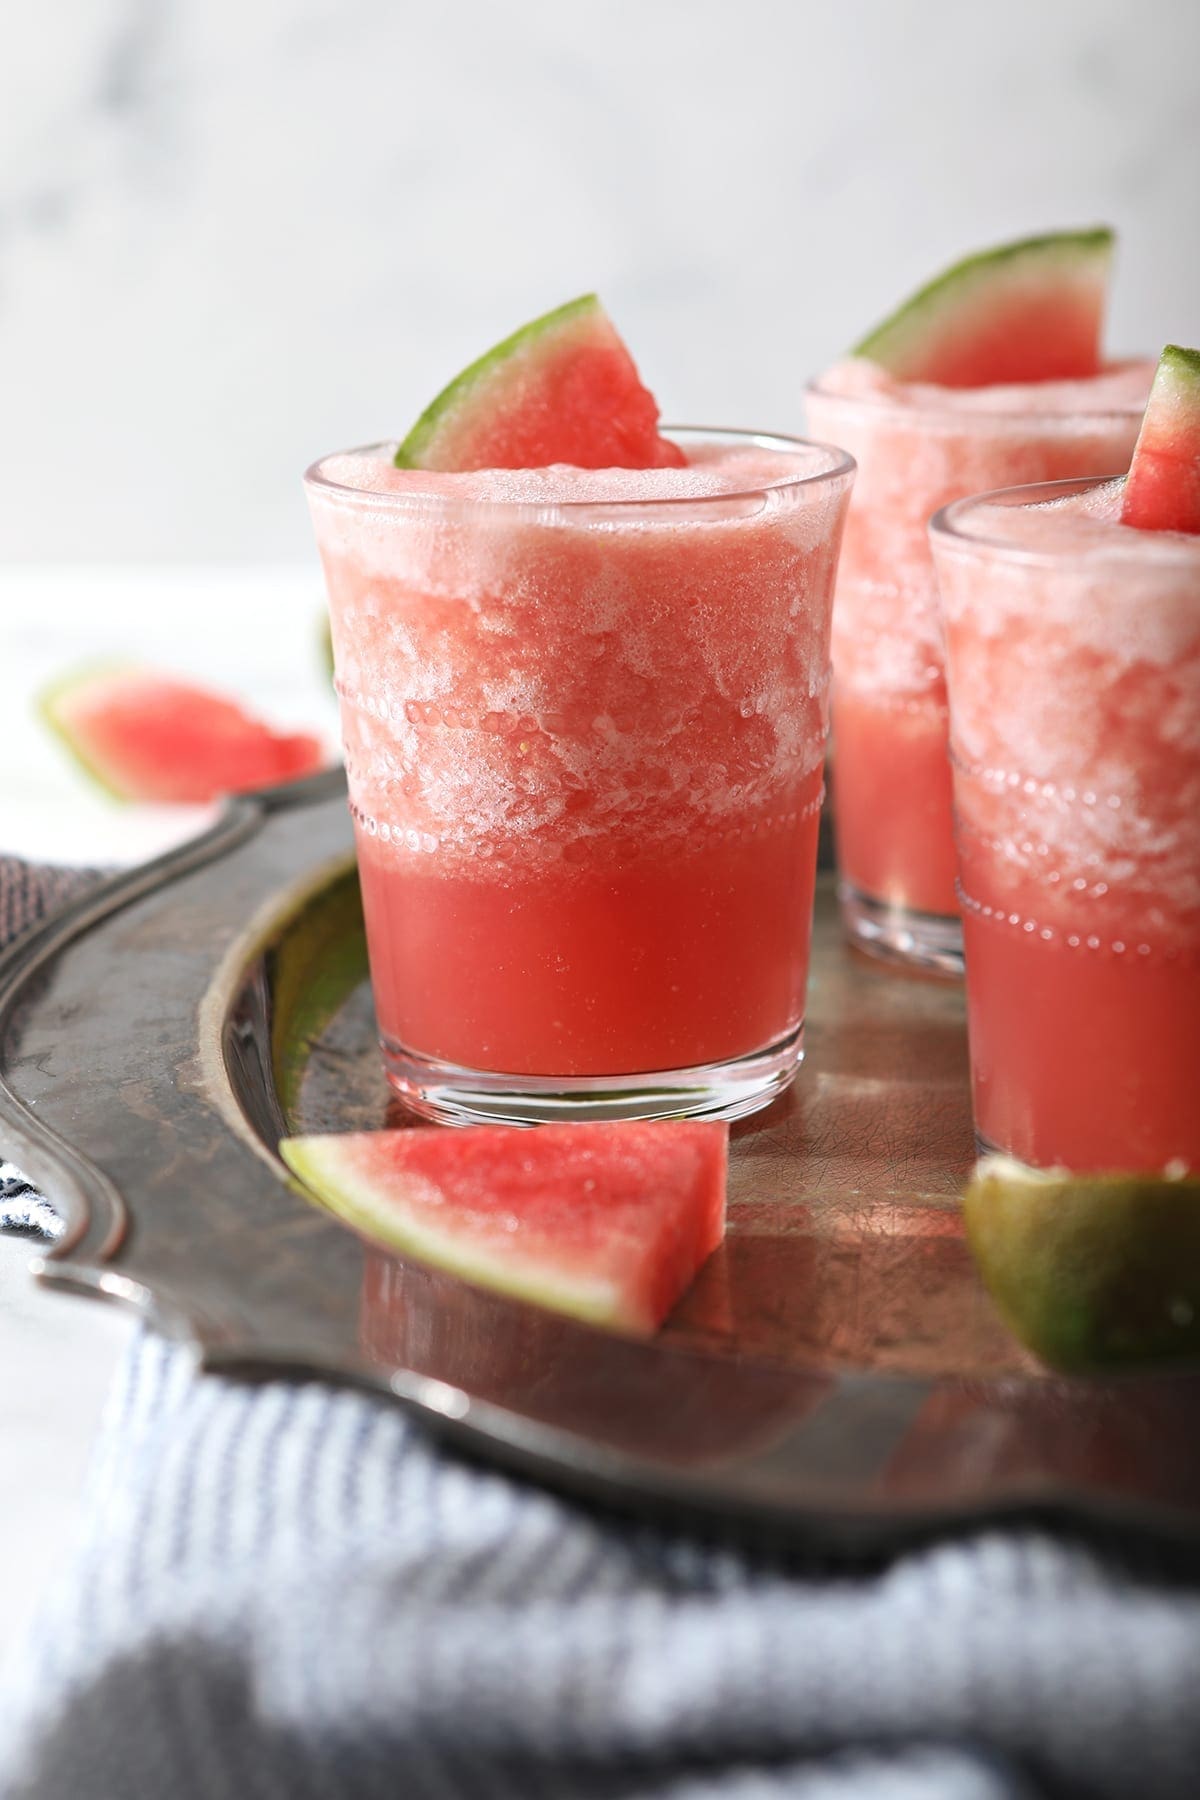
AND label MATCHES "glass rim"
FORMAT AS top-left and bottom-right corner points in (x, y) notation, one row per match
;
(303, 425), (856, 520)
(929, 475), (1200, 568)
(805, 361), (1150, 435)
